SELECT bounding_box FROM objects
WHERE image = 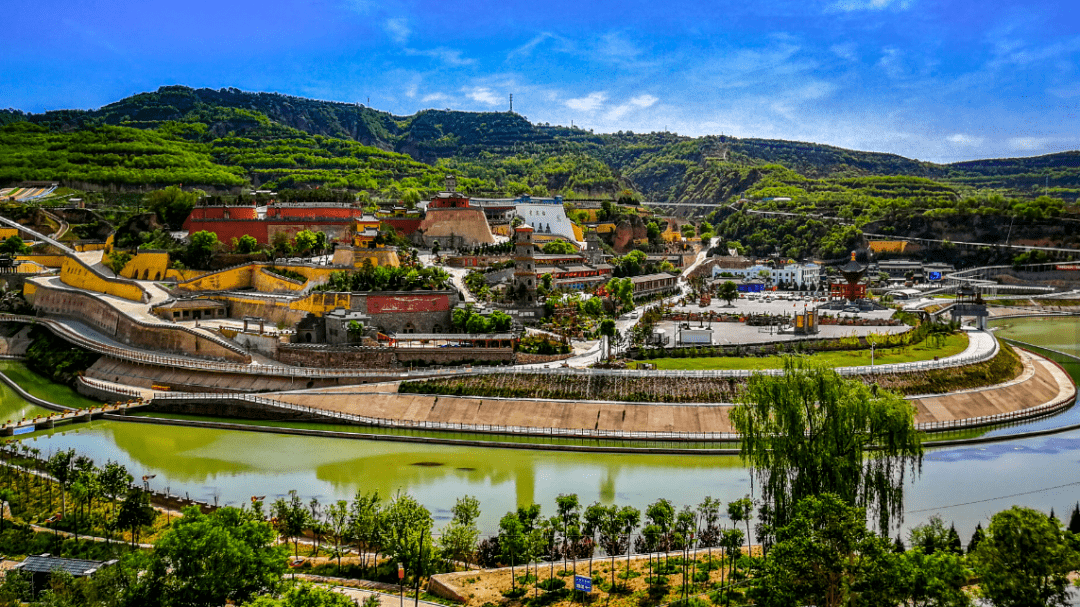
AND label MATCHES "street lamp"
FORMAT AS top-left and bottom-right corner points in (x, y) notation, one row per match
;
(142, 474), (156, 493)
